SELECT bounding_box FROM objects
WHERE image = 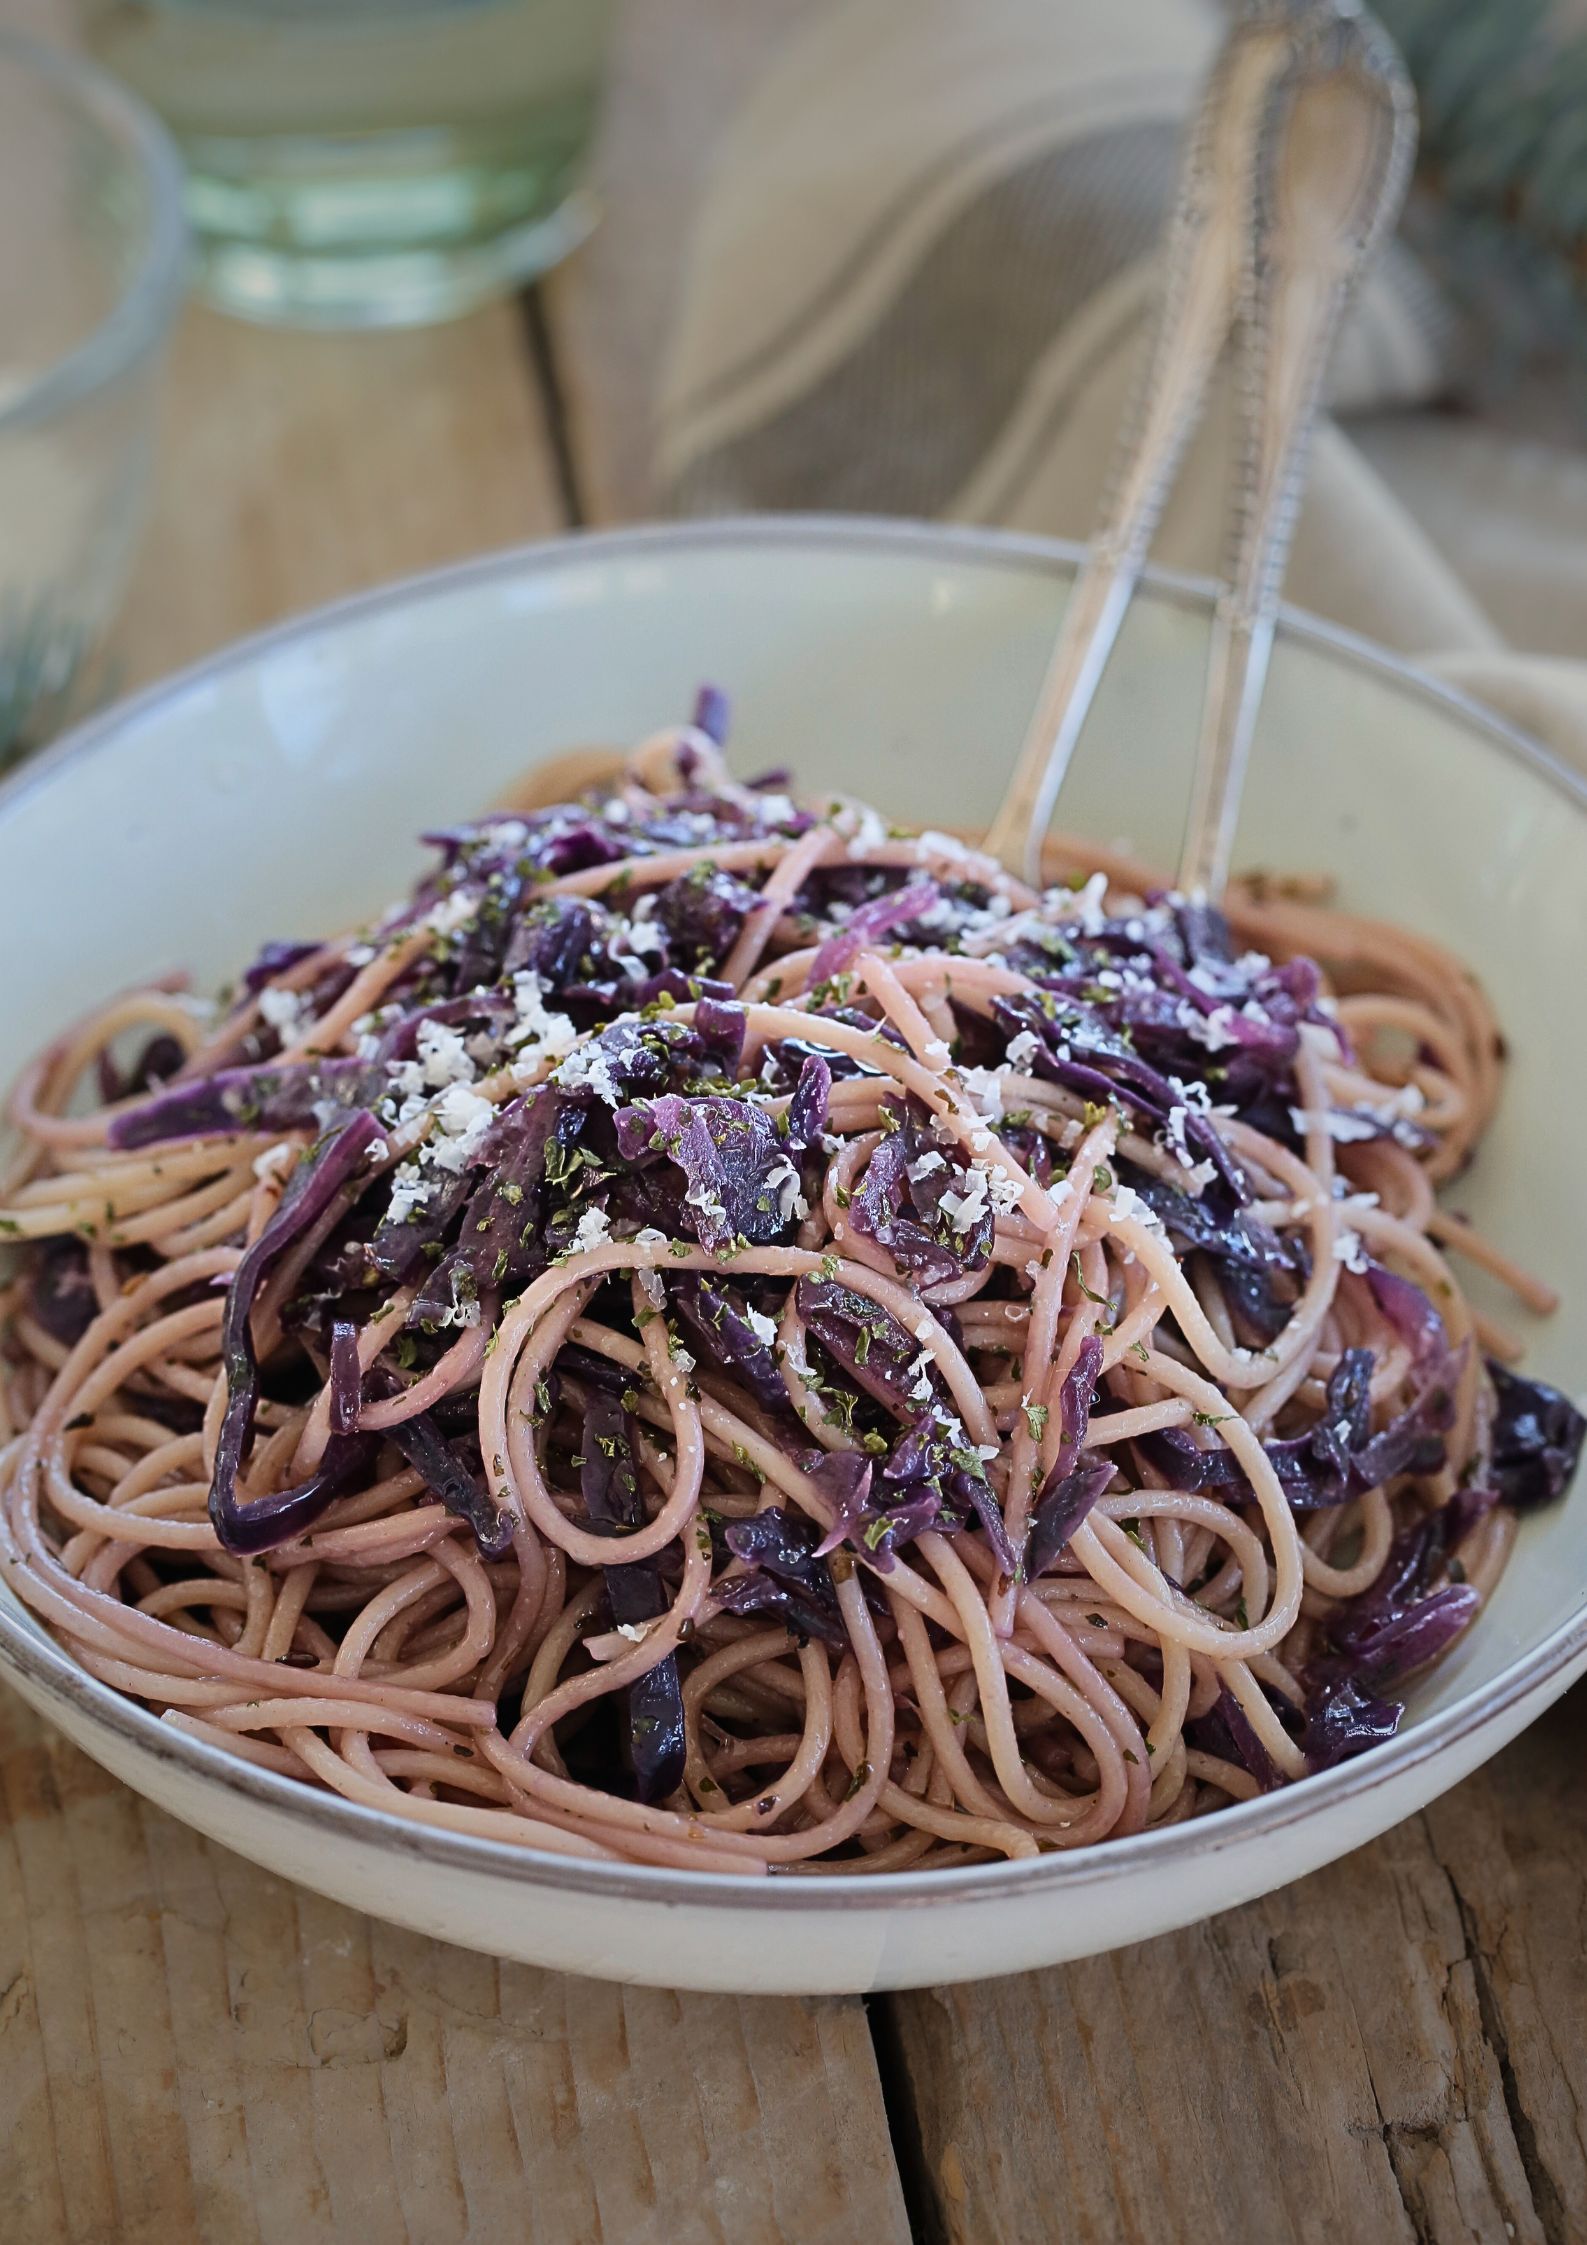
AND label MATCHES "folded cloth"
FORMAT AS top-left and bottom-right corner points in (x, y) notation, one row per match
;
(657, 0), (1587, 770)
